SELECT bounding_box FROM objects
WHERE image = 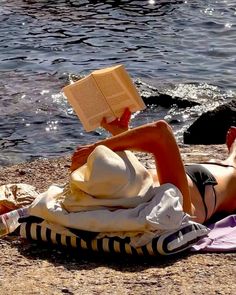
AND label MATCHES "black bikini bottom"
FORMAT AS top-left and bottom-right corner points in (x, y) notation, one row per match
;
(185, 164), (218, 221)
